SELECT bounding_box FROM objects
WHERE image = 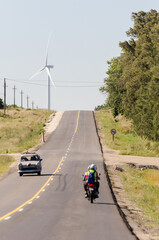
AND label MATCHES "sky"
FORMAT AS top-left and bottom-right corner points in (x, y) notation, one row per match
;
(0, 0), (158, 111)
